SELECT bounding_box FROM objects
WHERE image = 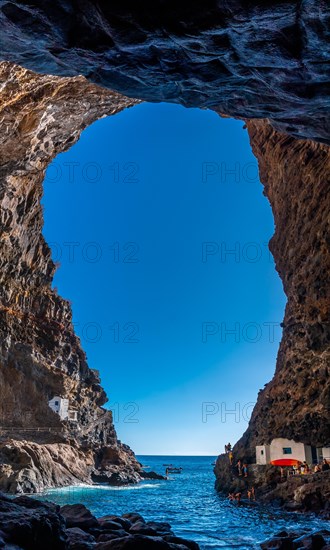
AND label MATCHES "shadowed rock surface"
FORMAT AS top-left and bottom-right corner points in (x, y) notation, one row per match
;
(0, 1), (329, 143)
(0, 493), (200, 549)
